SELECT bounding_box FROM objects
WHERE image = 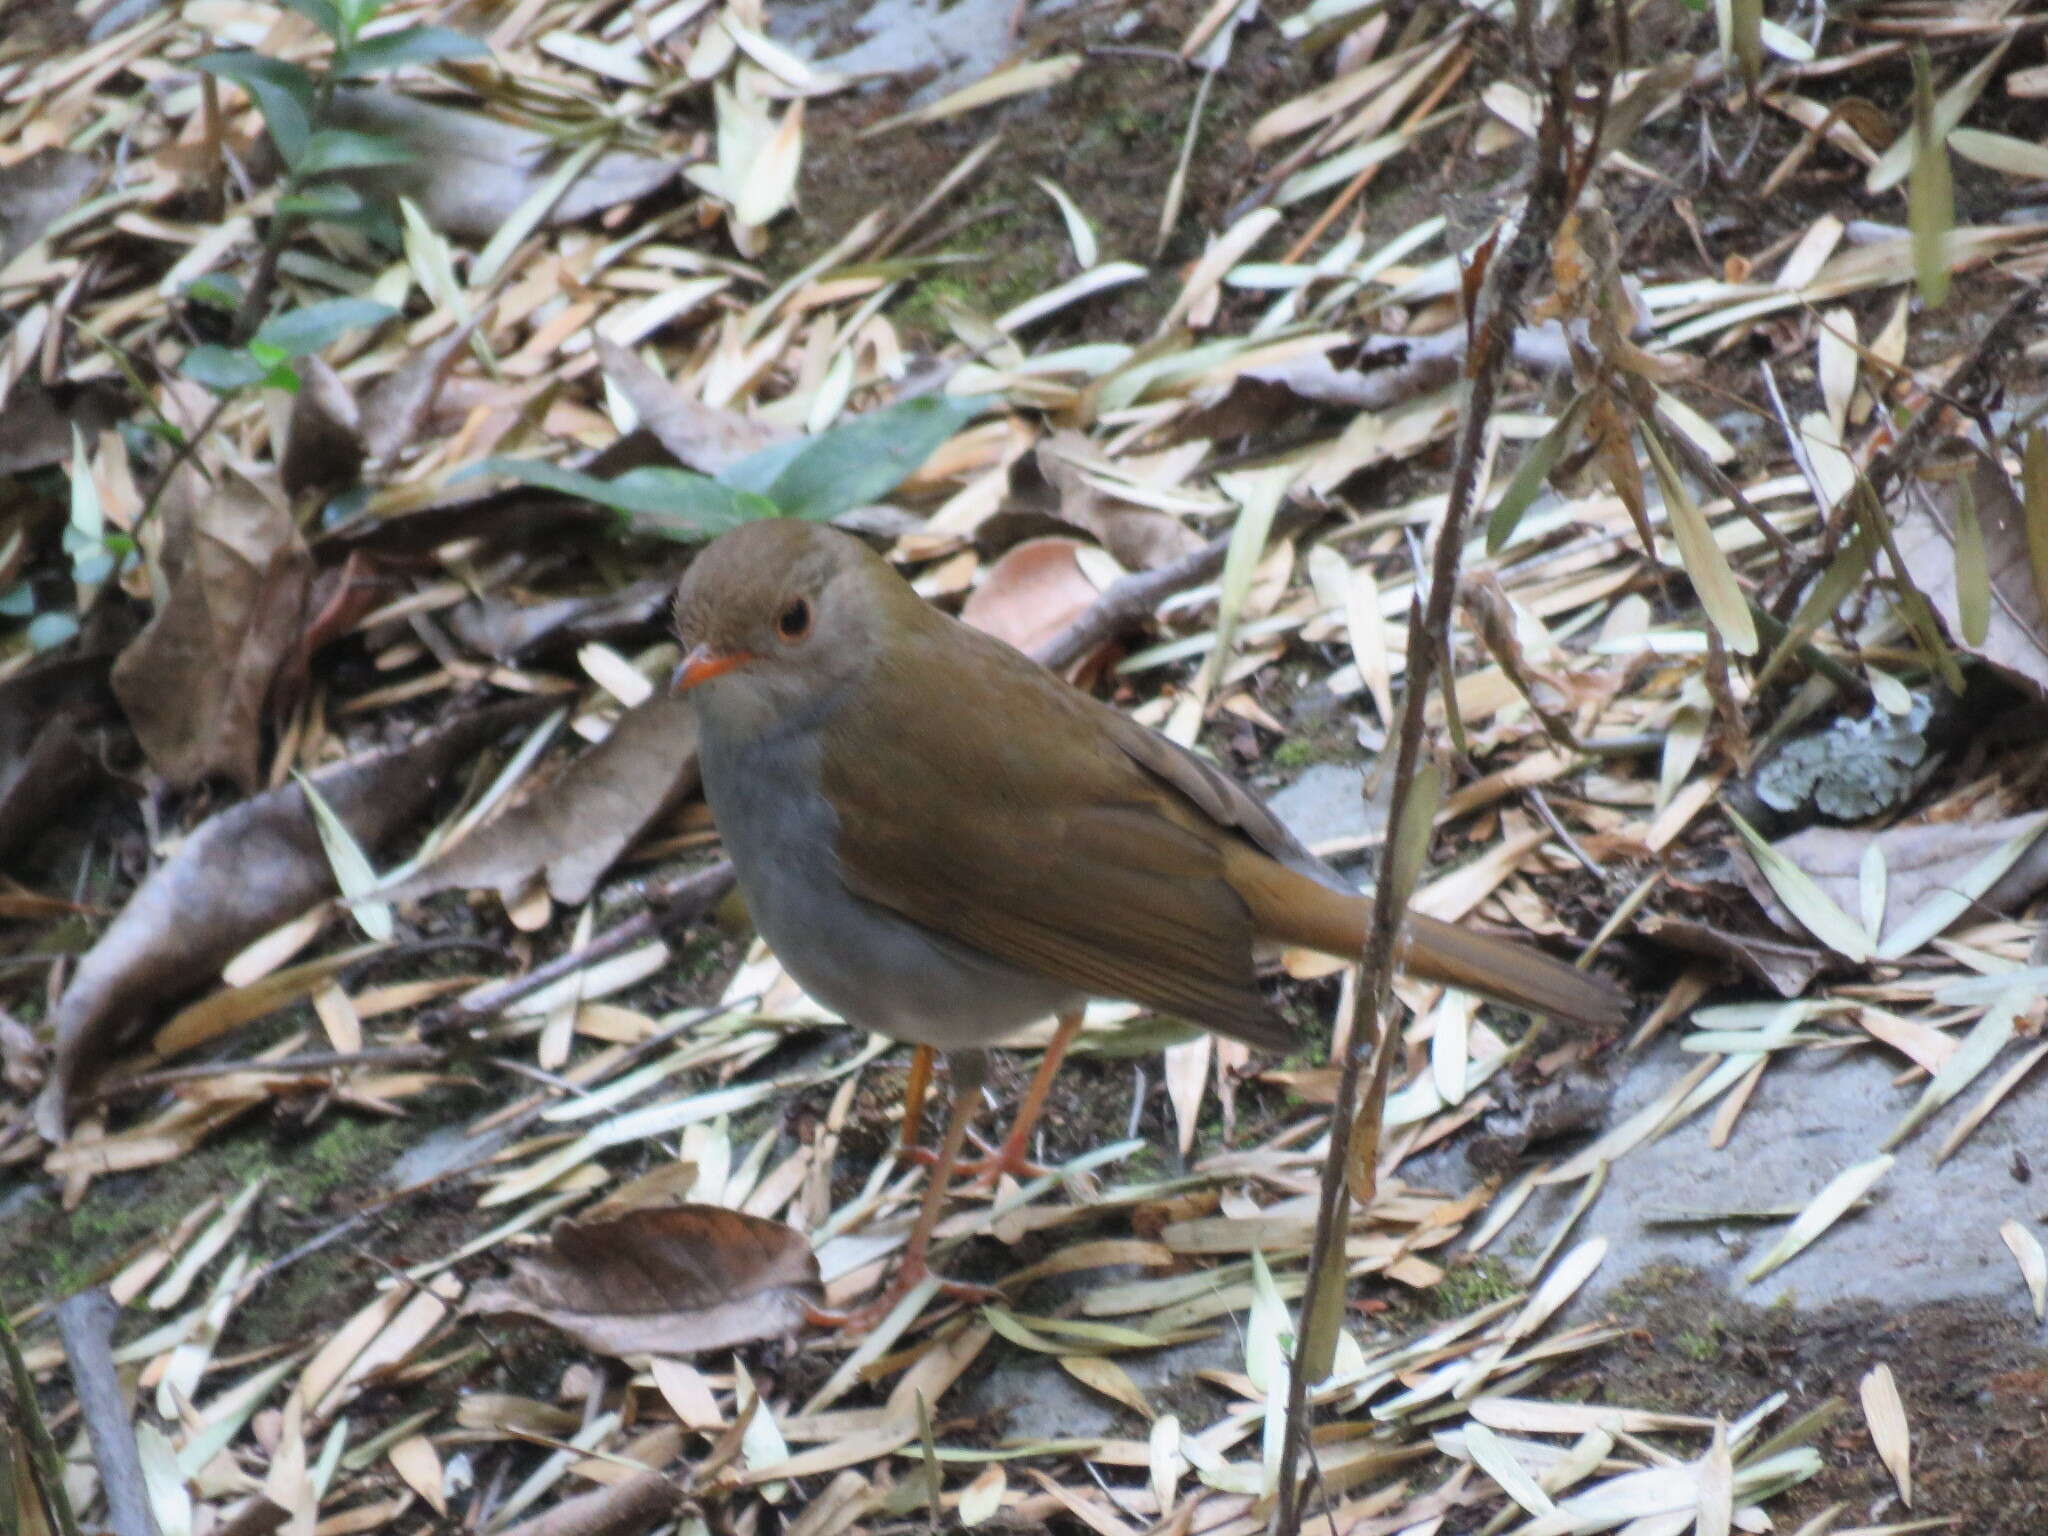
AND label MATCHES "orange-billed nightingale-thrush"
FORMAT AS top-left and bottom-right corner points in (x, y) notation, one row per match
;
(671, 519), (1627, 1320)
